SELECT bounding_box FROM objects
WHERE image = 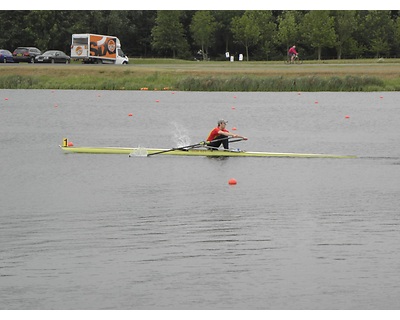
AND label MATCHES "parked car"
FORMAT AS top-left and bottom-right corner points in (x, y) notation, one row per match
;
(13, 47), (41, 63)
(0, 49), (14, 63)
(35, 50), (71, 64)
